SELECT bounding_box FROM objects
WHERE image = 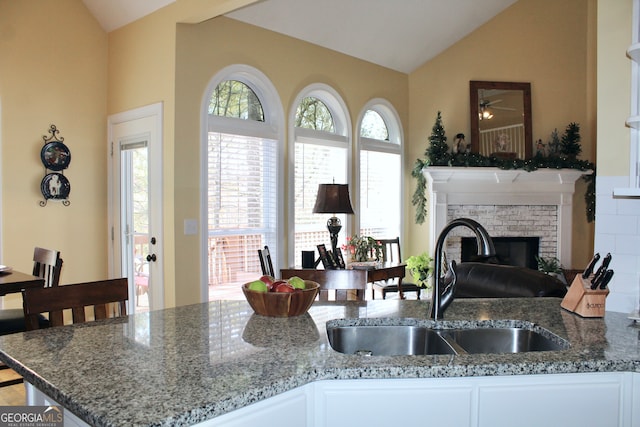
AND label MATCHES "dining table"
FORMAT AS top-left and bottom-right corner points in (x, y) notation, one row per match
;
(0, 270), (45, 297)
(281, 262), (407, 300)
